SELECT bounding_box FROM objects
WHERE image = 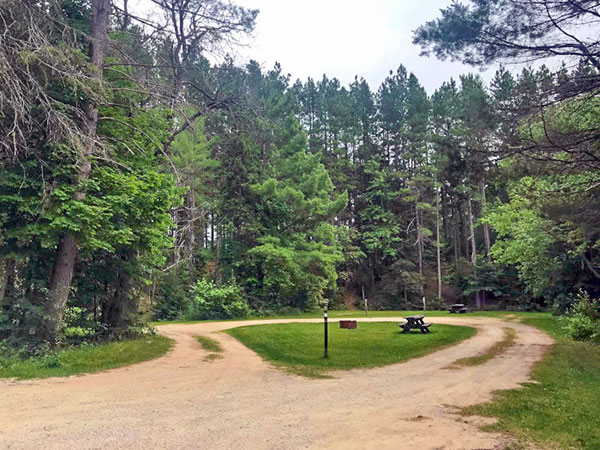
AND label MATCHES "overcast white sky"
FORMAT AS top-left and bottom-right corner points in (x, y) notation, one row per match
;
(233, 0), (496, 93)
